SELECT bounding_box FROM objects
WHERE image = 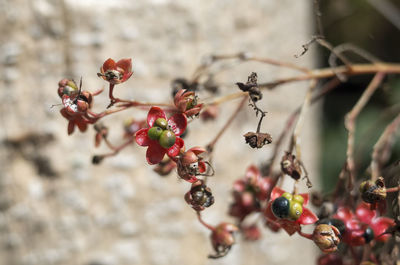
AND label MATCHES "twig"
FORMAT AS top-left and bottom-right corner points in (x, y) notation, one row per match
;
(344, 72), (386, 189)
(206, 96), (248, 152)
(371, 112), (400, 181)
